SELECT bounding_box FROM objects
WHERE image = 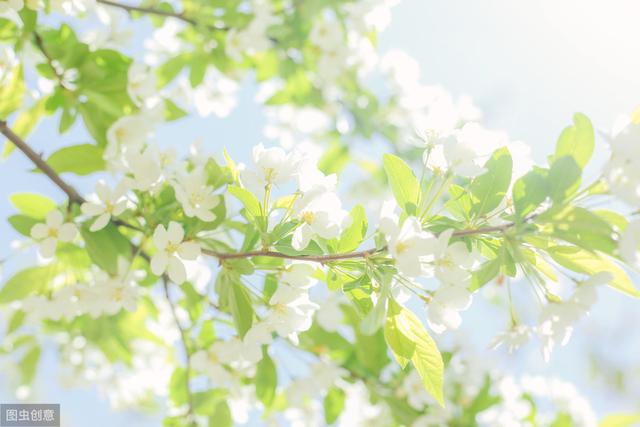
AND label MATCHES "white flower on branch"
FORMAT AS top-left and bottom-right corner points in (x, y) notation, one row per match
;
(151, 221), (201, 284)
(264, 285), (319, 344)
(172, 168), (219, 222)
(383, 211), (436, 278)
(604, 115), (640, 206)
(81, 180), (128, 231)
(619, 219), (640, 269)
(0, 46), (18, 84)
(490, 324), (532, 354)
(192, 70), (238, 118)
(538, 272), (611, 362)
(127, 63), (157, 107)
(30, 210), (78, 258)
(427, 229), (479, 285)
(427, 285), (472, 334)
(242, 143), (300, 195)
(292, 191), (347, 251)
